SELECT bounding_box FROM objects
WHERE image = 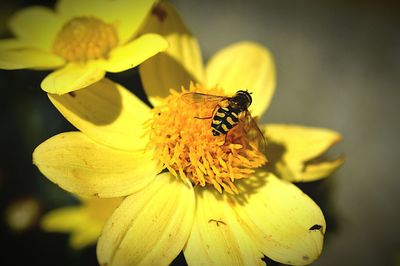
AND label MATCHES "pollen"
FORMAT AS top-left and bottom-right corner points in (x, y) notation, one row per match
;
(53, 16), (118, 62)
(147, 84), (267, 194)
